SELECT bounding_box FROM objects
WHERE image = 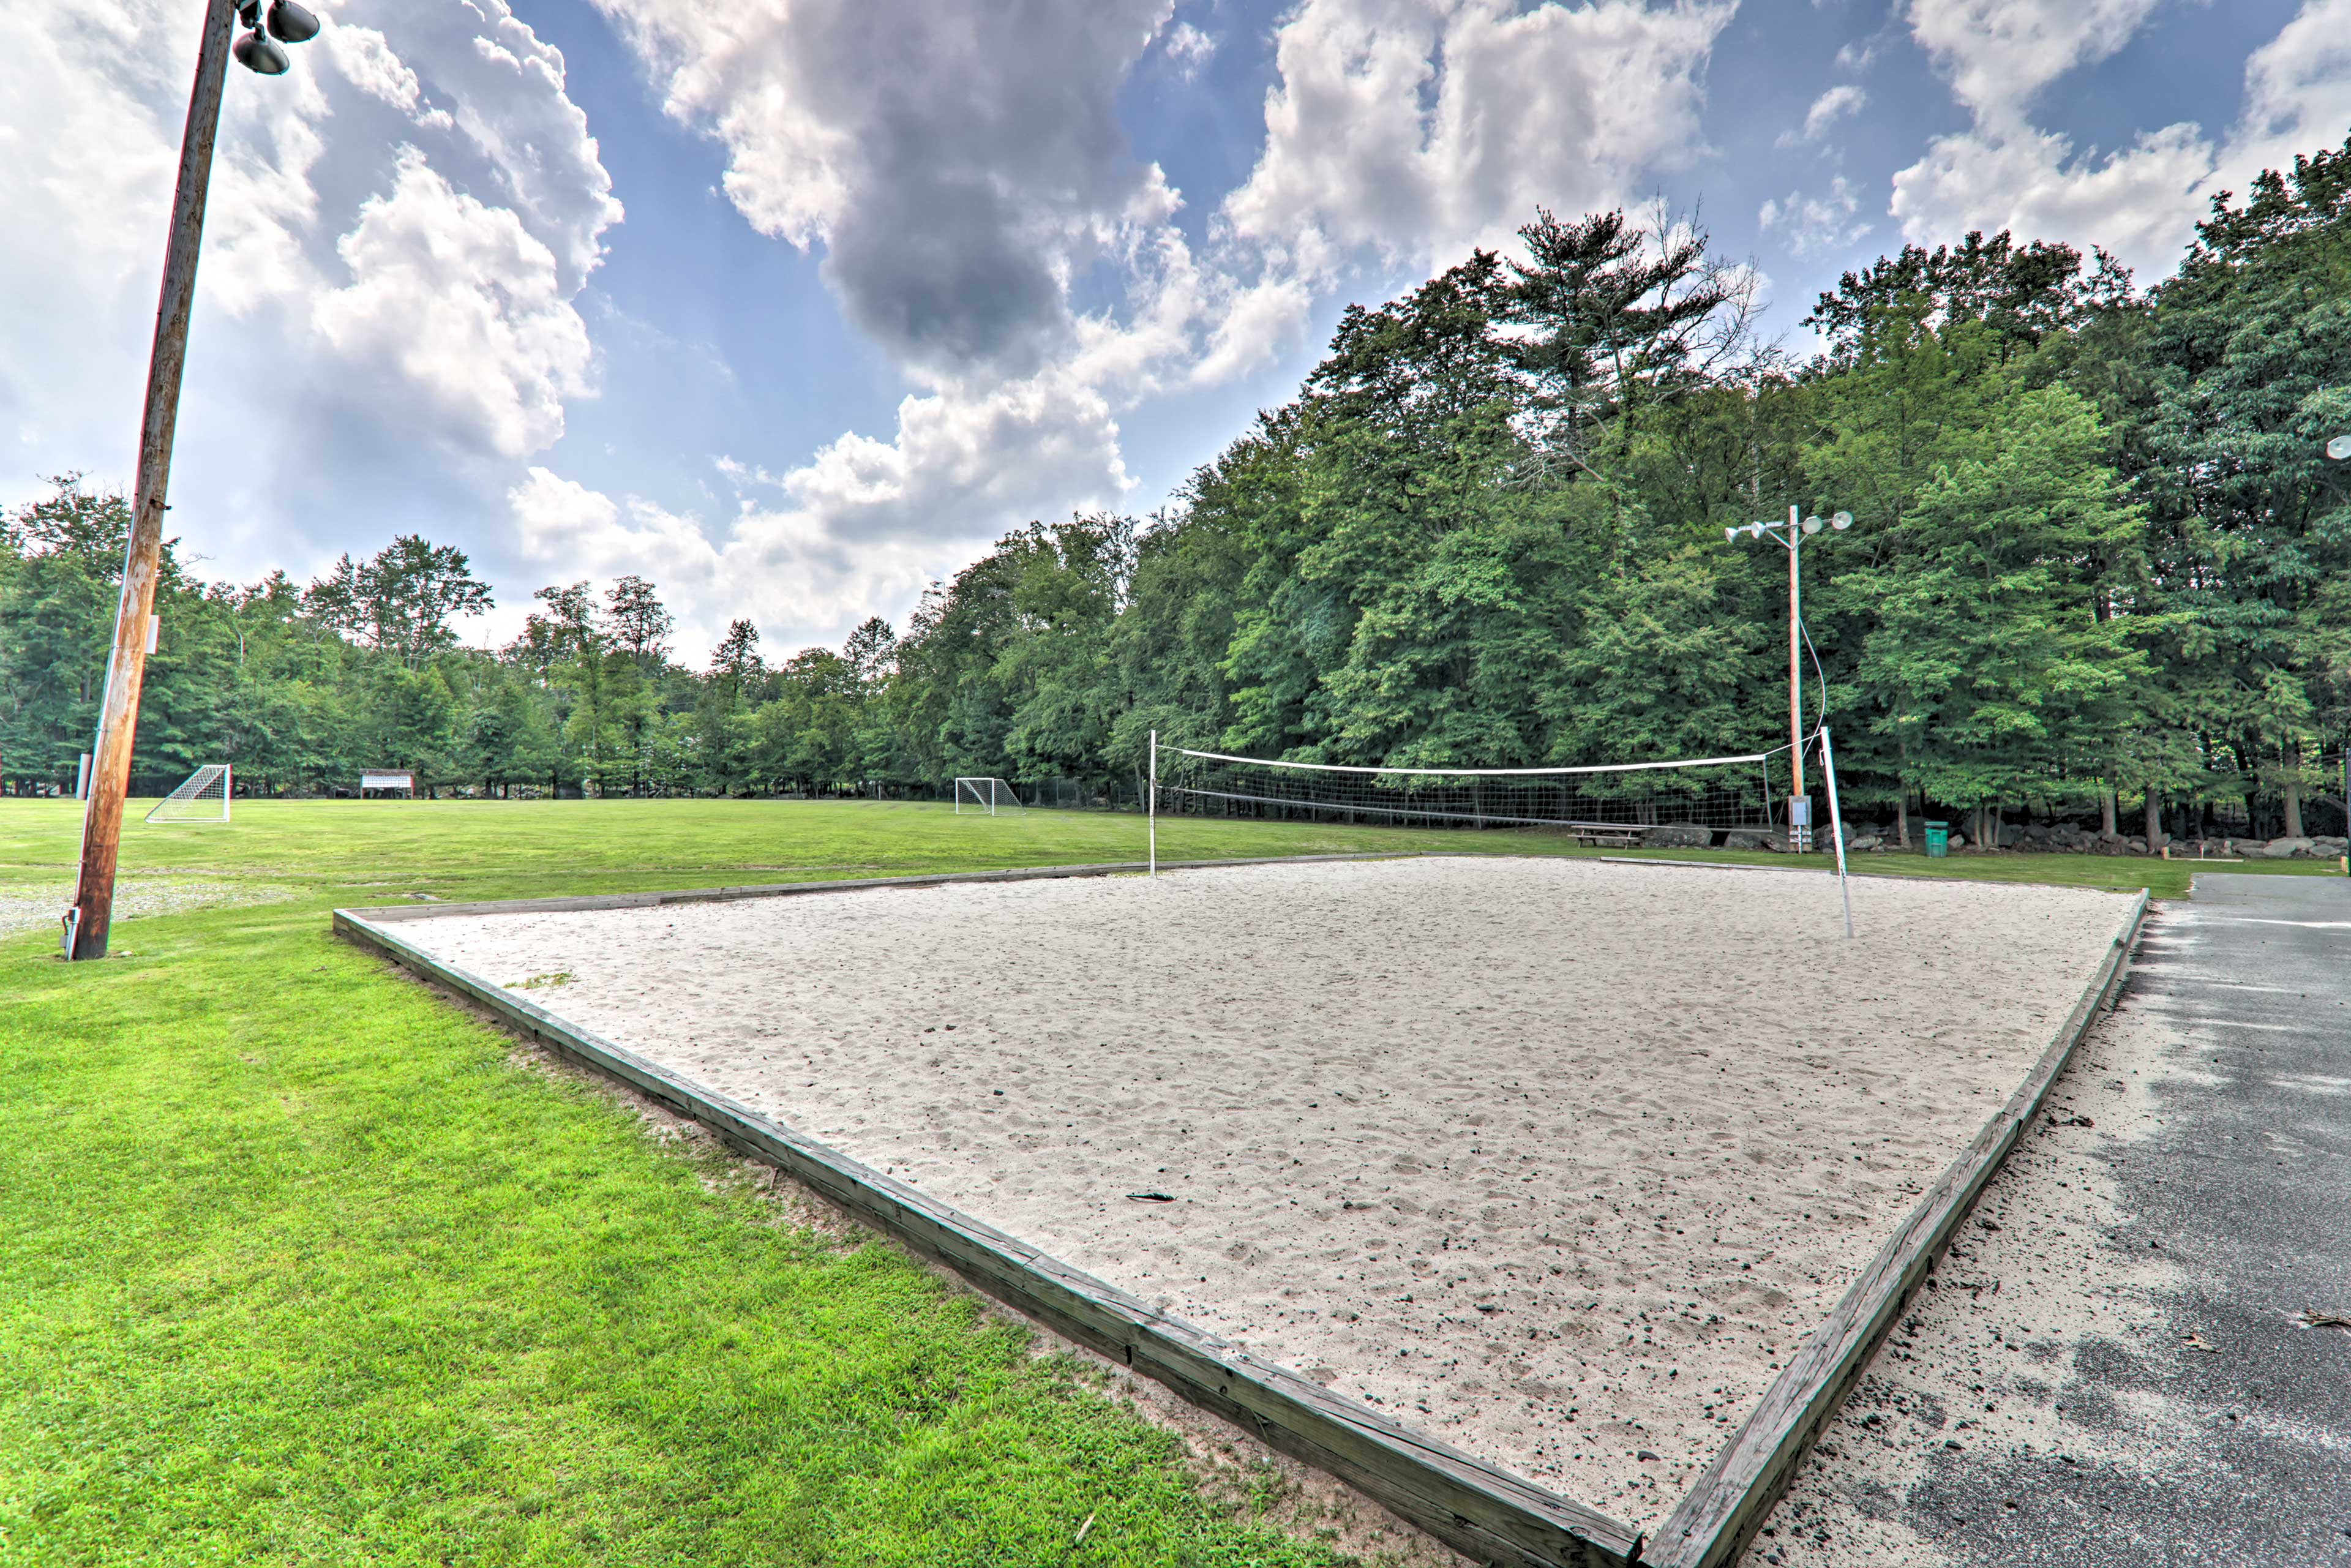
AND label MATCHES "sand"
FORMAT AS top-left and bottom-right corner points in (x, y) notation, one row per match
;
(394, 855), (2133, 1532)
